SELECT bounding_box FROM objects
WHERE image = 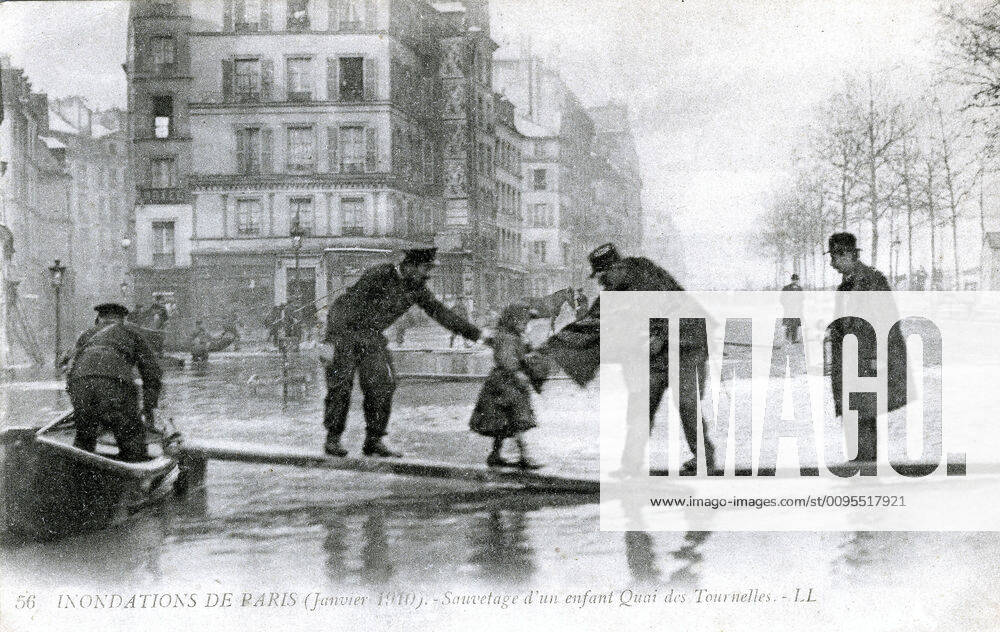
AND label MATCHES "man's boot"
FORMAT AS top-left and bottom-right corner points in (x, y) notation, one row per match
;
(362, 438), (403, 458)
(324, 434), (348, 457)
